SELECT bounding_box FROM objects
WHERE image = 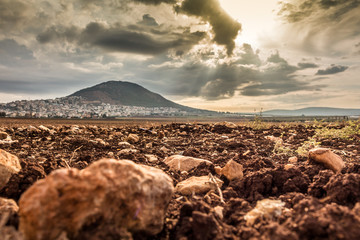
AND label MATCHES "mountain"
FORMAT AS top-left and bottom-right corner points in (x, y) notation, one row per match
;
(69, 80), (204, 112)
(263, 107), (360, 116)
